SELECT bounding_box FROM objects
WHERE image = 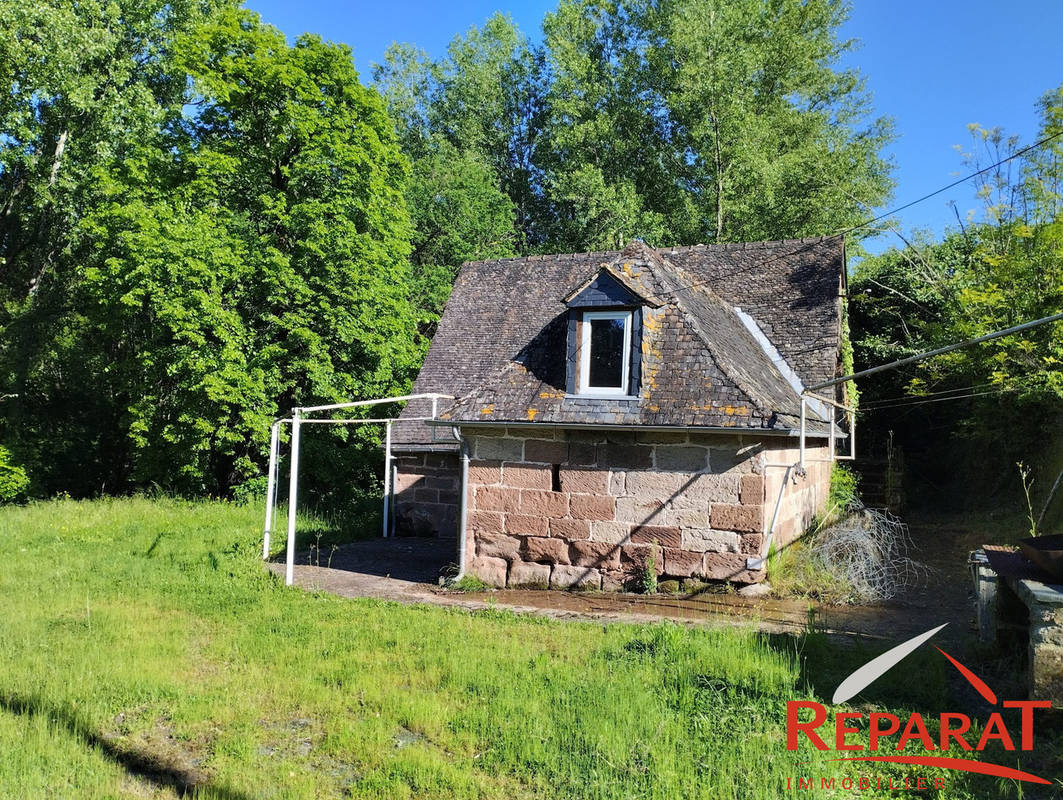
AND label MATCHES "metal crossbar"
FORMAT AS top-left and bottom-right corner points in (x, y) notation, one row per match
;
(262, 393), (455, 586)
